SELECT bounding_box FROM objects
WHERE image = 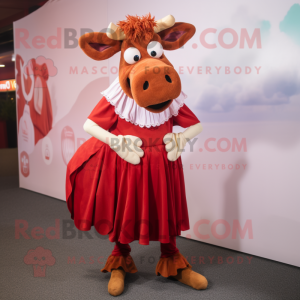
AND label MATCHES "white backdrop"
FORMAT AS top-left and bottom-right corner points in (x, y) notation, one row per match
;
(14, 0), (300, 267)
